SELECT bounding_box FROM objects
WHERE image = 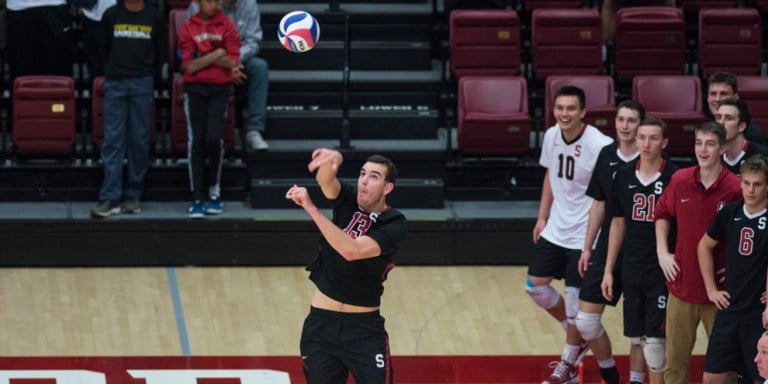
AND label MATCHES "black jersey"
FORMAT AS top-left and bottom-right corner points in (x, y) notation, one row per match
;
(586, 142), (639, 256)
(706, 201), (768, 316)
(308, 183), (408, 307)
(609, 158), (679, 283)
(723, 141), (768, 175)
